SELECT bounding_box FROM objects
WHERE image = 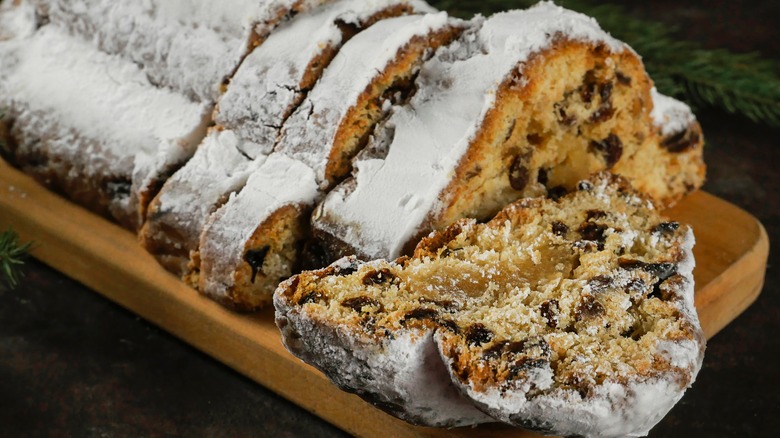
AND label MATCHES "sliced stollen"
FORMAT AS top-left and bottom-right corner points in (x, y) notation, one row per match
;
(215, 0), (435, 159)
(615, 88), (706, 207)
(275, 173), (705, 436)
(31, 0), (333, 101)
(309, 2), (706, 263)
(140, 0), (430, 277)
(197, 13), (467, 310)
(0, 25), (210, 231)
